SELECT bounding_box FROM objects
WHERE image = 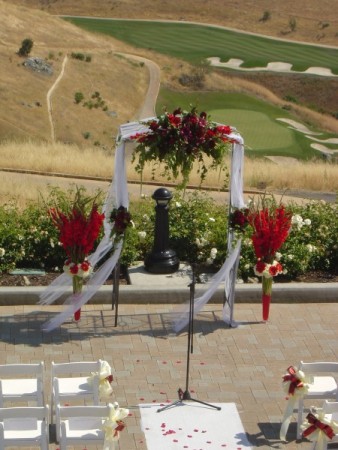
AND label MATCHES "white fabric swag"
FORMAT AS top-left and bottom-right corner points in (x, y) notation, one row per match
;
(40, 121), (244, 332)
